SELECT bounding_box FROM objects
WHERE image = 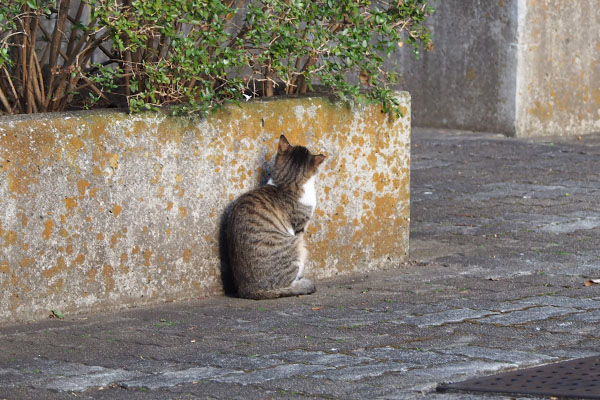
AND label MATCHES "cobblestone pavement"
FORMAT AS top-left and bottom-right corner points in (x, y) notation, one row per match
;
(2, 129), (600, 399)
